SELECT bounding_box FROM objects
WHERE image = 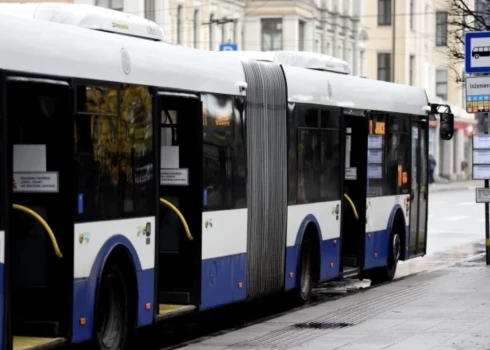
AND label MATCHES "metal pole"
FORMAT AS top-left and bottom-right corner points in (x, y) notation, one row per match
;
(486, 113), (490, 265)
